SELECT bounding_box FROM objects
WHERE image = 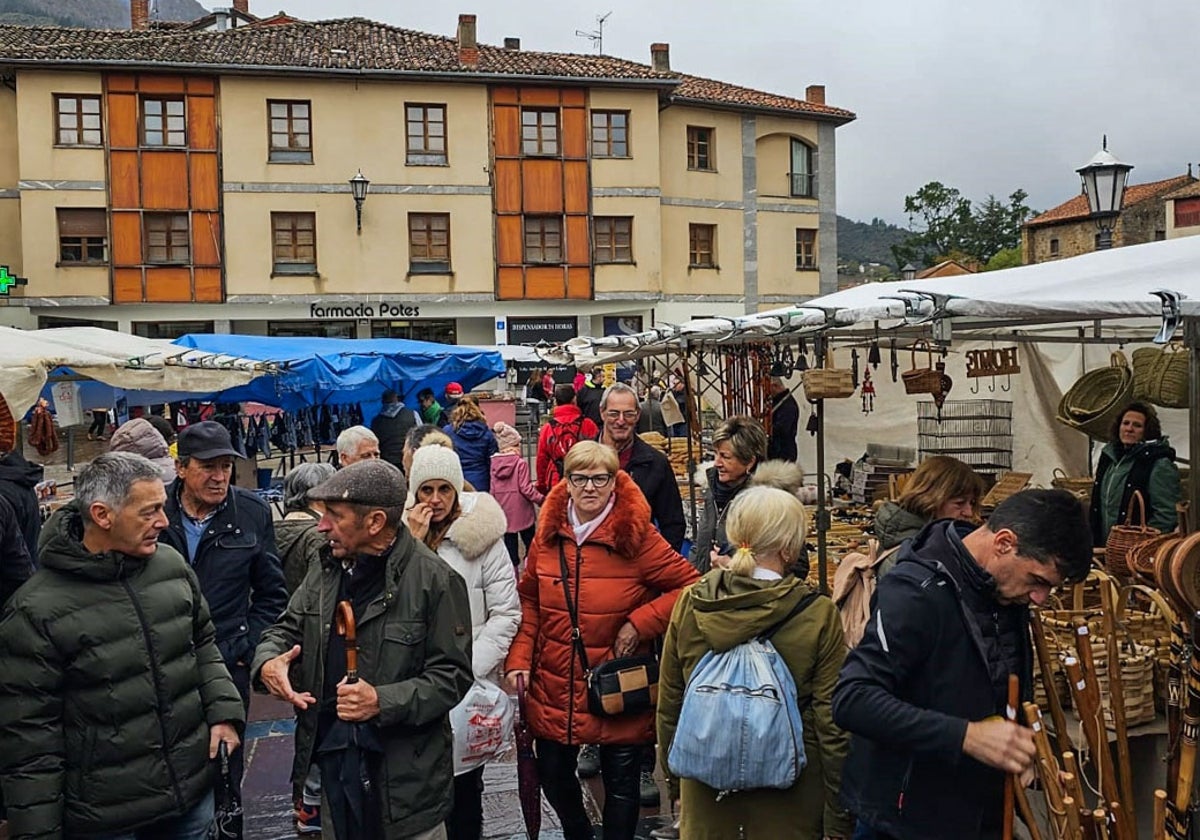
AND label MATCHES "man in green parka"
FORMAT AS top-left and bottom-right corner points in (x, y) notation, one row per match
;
(253, 458), (473, 840)
(0, 452), (245, 839)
